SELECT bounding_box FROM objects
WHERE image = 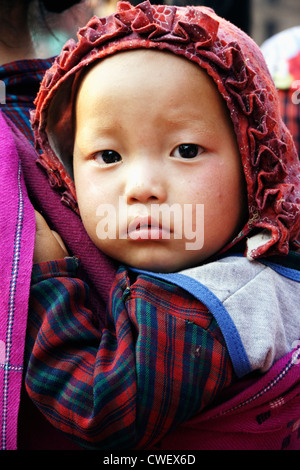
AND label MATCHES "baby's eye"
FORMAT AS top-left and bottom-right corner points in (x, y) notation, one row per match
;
(171, 144), (204, 159)
(95, 150), (122, 165)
